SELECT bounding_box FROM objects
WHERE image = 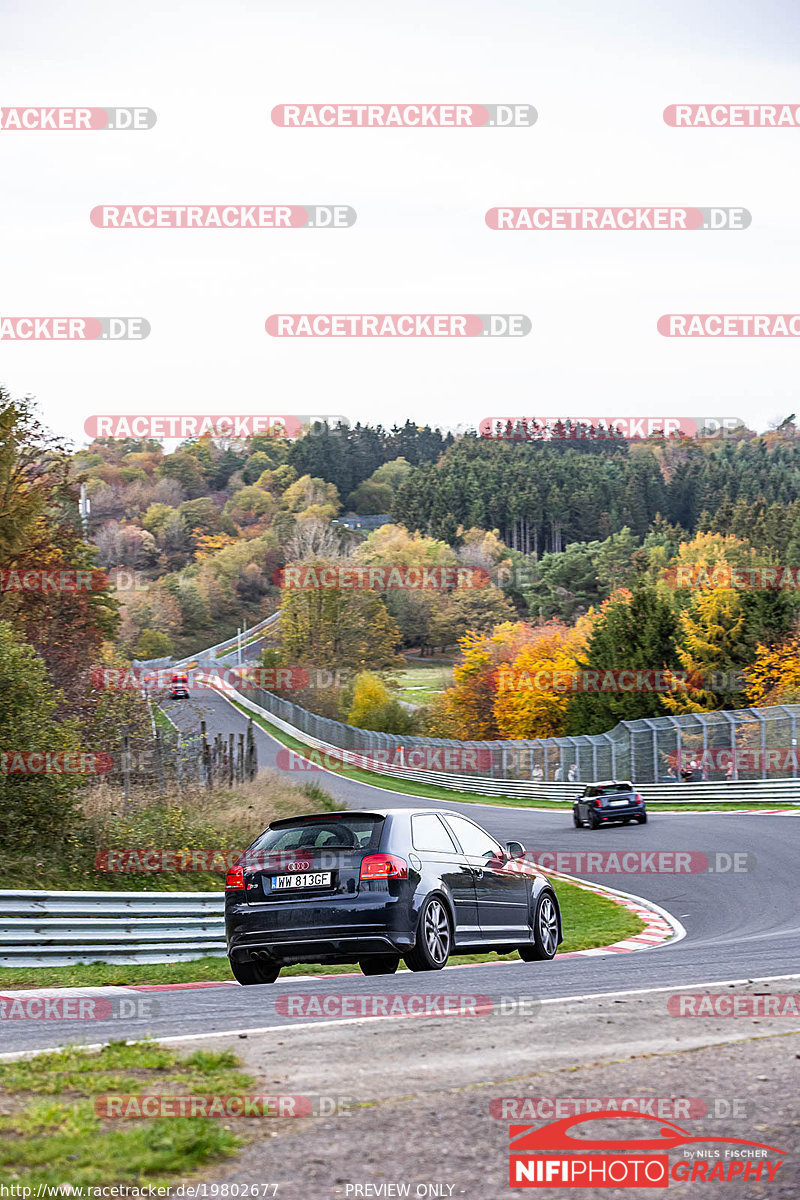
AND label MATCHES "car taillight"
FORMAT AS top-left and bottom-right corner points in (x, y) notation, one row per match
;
(225, 866), (245, 891)
(360, 854), (408, 880)
(634, 794), (643, 805)
(593, 799), (604, 808)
